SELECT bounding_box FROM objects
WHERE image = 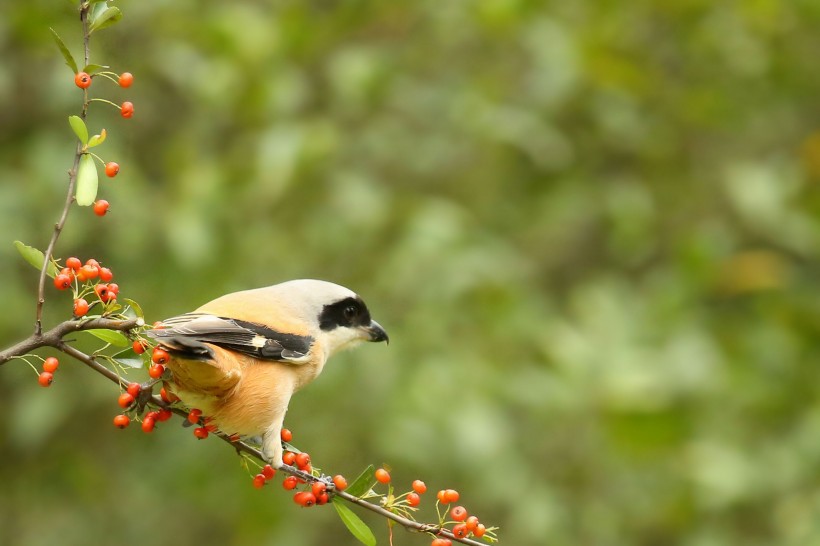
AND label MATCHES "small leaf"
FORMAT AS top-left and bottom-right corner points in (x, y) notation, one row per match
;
(332, 499), (376, 546)
(89, 7), (123, 33)
(85, 329), (130, 347)
(82, 63), (109, 75)
(50, 28), (78, 73)
(112, 347), (144, 368)
(122, 297), (144, 319)
(75, 154), (98, 206)
(345, 465), (377, 498)
(14, 241), (59, 278)
(88, 128), (107, 148)
(89, 1), (108, 22)
(68, 115), (88, 145)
